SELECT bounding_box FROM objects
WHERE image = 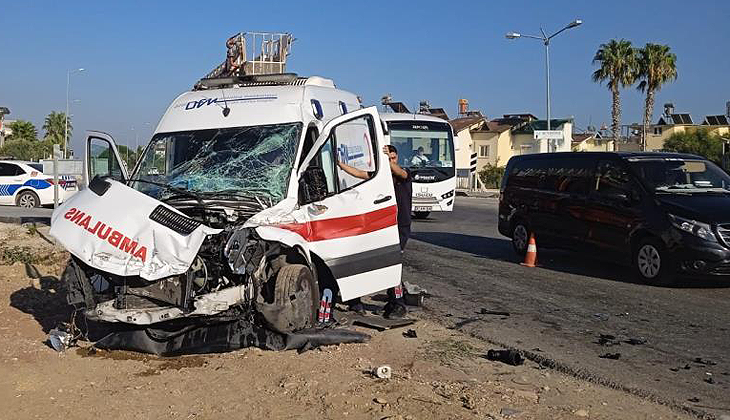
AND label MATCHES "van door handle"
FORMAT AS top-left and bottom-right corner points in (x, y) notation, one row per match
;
(373, 195), (392, 204)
